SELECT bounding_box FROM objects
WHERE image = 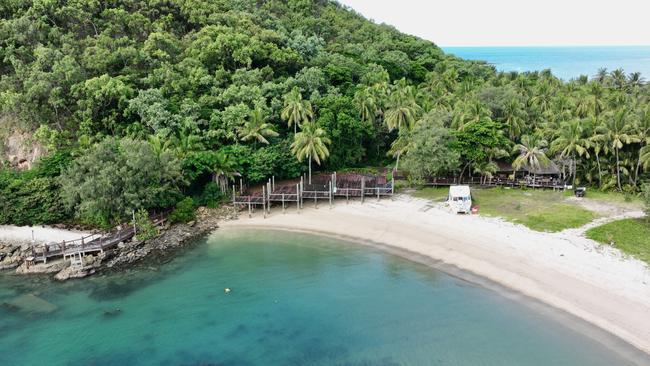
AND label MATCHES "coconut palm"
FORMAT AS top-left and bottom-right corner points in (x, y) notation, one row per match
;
(211, 152), (237, 193)
(503, 98), (526, 140)
(551, 119), (590, 185)
(238, 107), (278, 145)
(291, 122), (331, 184)
(281, 87), (313, 134)
(387, 129), (413, 171)
(512, 134), (551, 179)
(354, 87), (378, 124)
(631, 107), (650, 185)
(586, 116), (607, 186)
(384, 79), (421, 132)
(597, 108), (639, 190)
